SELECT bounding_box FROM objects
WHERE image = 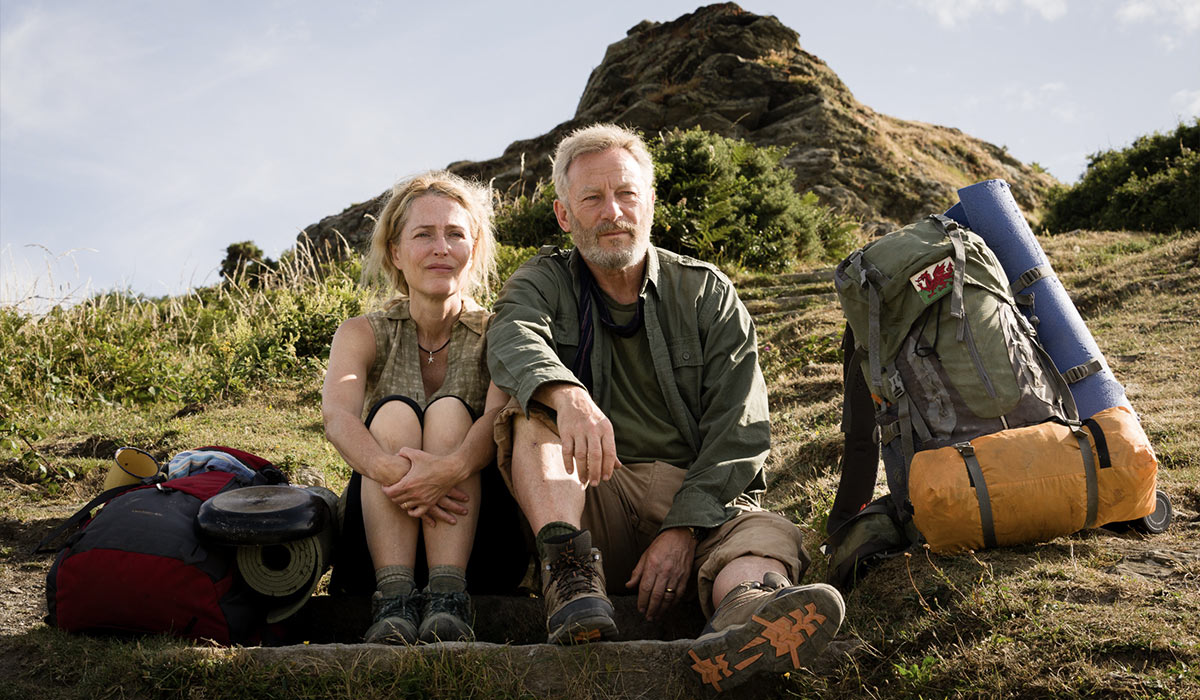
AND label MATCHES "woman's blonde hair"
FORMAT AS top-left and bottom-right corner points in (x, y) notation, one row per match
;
(363, 170), (496, 300)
